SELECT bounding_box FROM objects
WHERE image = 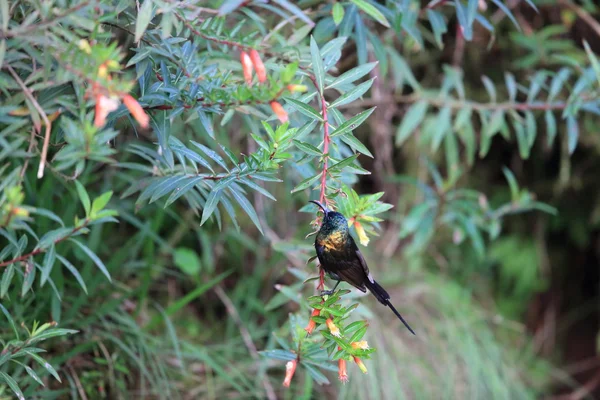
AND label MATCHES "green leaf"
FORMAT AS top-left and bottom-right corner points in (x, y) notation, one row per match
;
(23, 350), (62, 382)
(285, 98), (323, 121)
(174, 247), (202, 276)
(75, 181), (91, 217)
(566, 115), (578, 154)
(201, 189), (223, 226)
(70, 240), (111, 282)
(427, 10), (447, 48)
(545, 110), (557, 148)
(0, 371), (25, 400)
(21, 262), (36, 297)
(91, 191), (113, 216)
(291, 172), (322, 193)
(260, 349), (297, 361)
(135, 0), (154, 43)
(502, 167), (520, 201)
(490, 0), (520, 30)
(332, 2), (345, 25)
(0, 264), (14, 298)
(396, 100), (428, 146)
(330, 107), (376, 137)
(310, 36), (325, 93)
(272, 0), (314, 26)
(218, 0), (246, 15)
(229, 188), (263, 234)
(431, 107), (452, 152)
(57, 255), (87, 295)
(40, 244), (56, 286)
(328, 78), (374, 108)
(0, 303), (18, 339)
(340, 132), (373, 158)
(293, 140), (323, 156)
(350, 0), (390, 27)
(584, 41), (600, 88)
(329, 154), (359, 173)
(327, 62), (377, 90)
